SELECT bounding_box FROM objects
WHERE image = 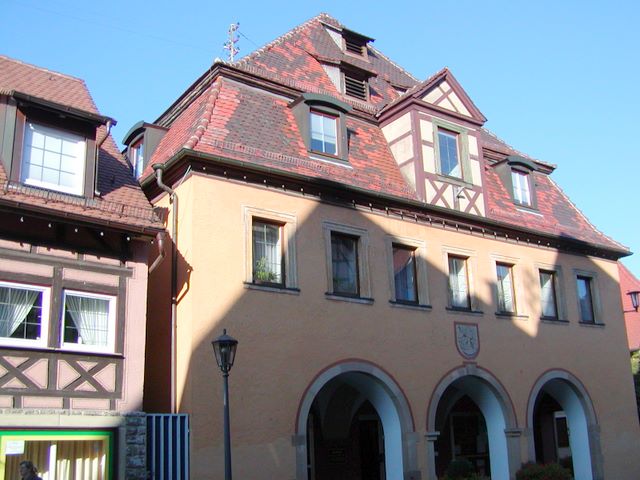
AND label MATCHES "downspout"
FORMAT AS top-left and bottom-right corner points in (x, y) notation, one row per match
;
(148, 231), (166, 274)
(153, 163), (178, 414)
